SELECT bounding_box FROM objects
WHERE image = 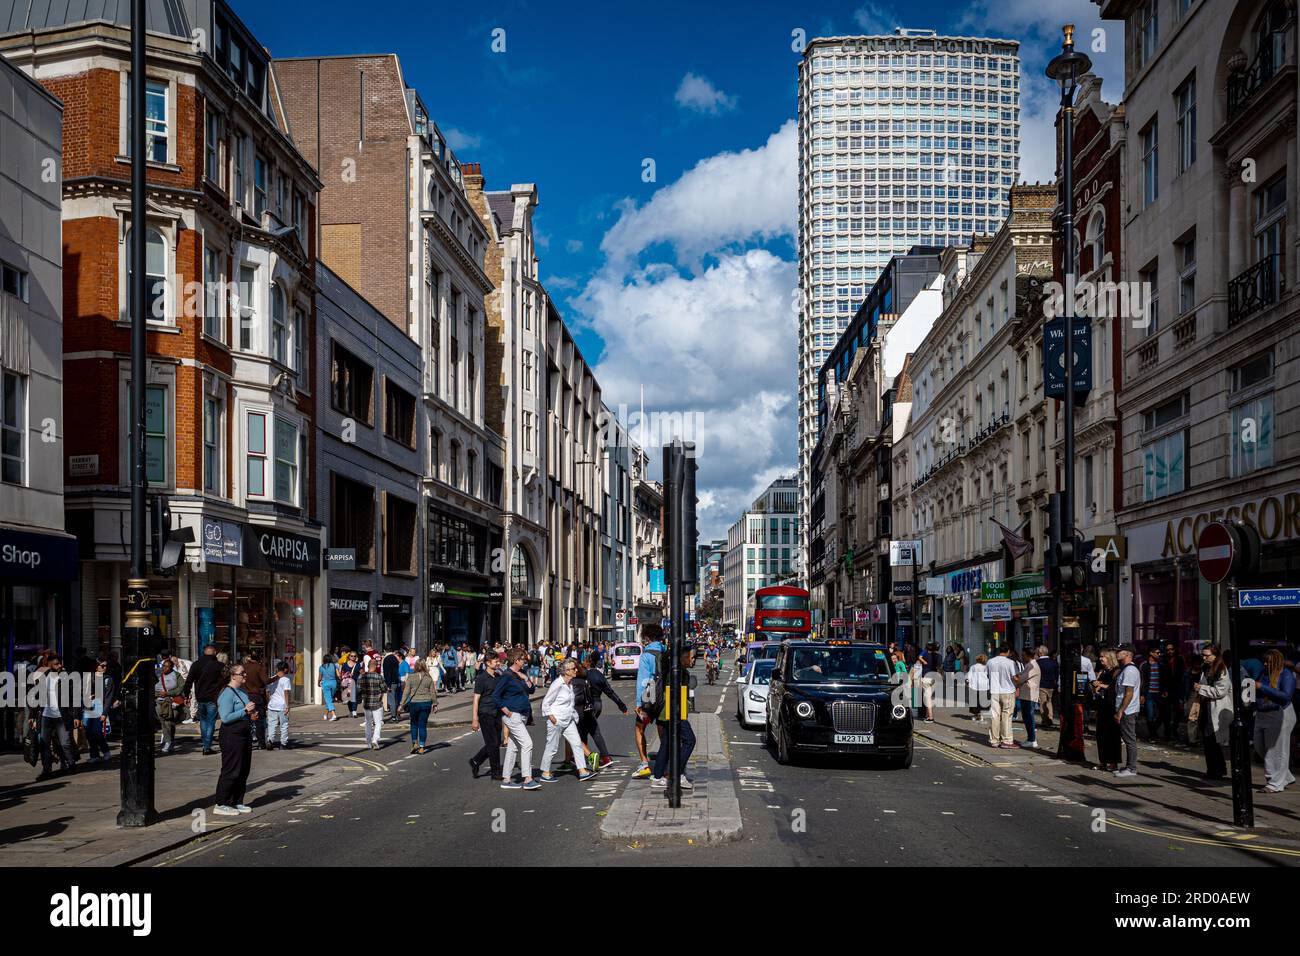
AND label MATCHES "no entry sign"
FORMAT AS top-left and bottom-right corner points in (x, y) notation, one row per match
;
(1197, 522), (1235, 584)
